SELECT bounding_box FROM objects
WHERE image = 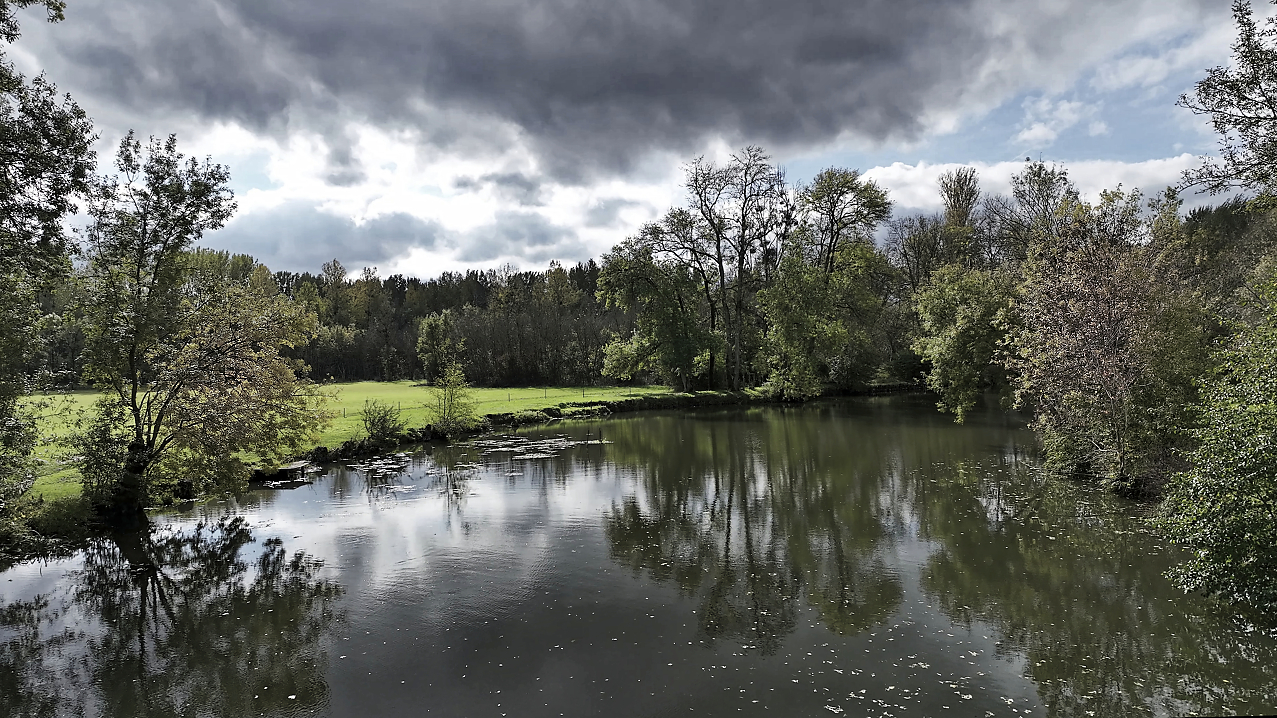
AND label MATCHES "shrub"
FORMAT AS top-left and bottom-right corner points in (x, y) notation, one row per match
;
(1154, 279), (1277, 610)
(431, 362), (477, 435)
(361, 399), (405, 444)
